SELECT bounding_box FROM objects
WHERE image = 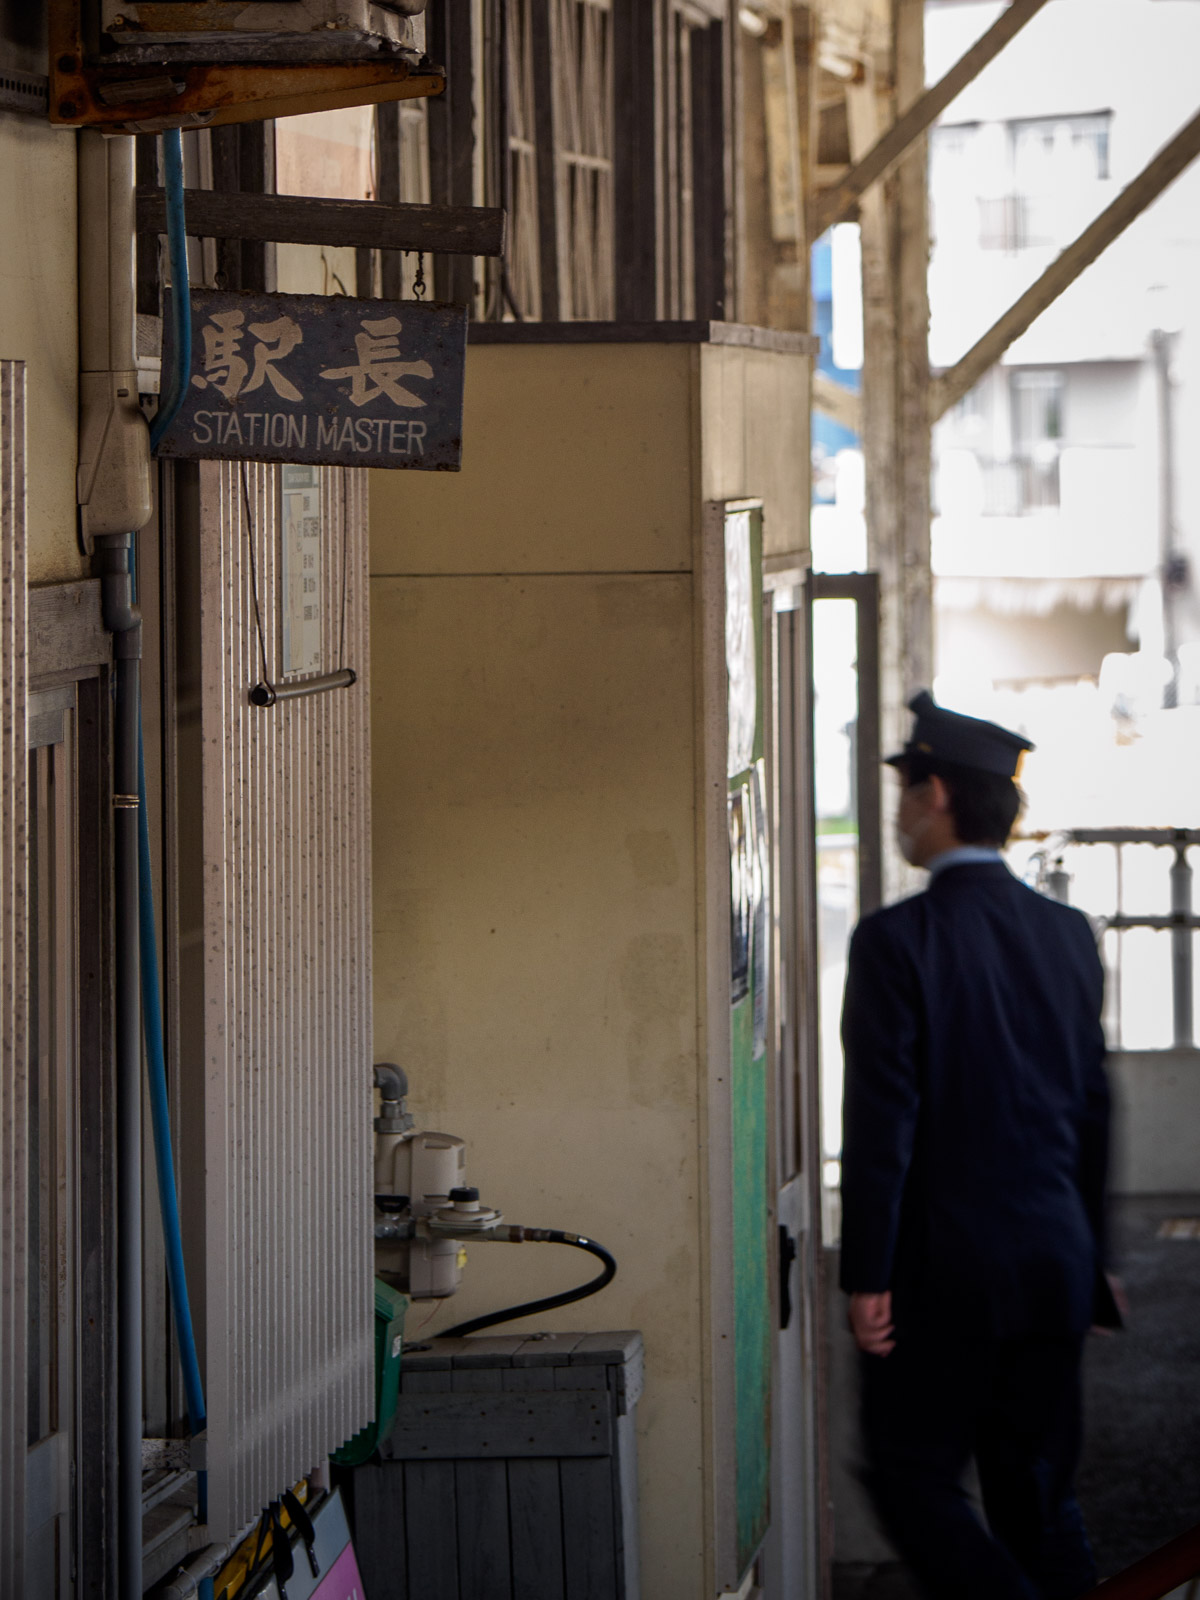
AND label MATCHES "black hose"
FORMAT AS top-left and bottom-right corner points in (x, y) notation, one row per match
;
(439, 1232), (617, 1338)
(98, 531), (143, 1599)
